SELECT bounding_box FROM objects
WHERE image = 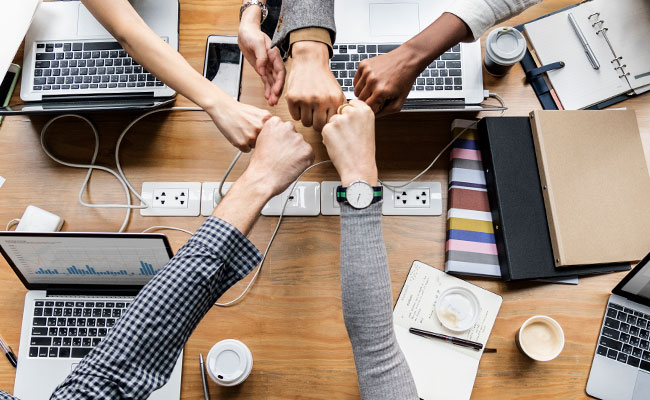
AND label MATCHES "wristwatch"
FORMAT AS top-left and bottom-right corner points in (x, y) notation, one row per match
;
(239, 0), (268, 24)
(336, 180), (383, 209)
